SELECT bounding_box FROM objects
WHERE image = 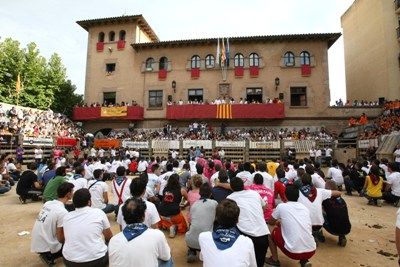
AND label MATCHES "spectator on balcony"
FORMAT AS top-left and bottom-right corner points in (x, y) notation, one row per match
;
(360, 113), (368, 125)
